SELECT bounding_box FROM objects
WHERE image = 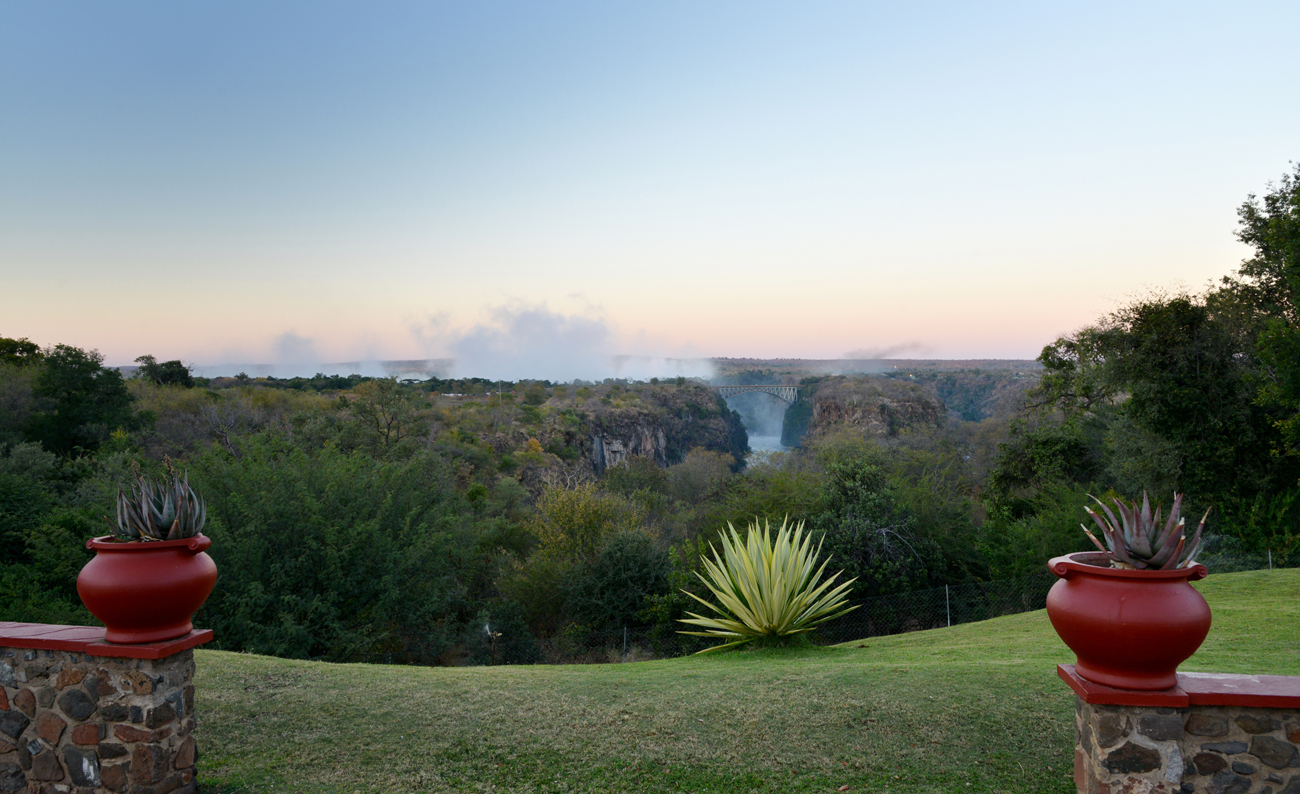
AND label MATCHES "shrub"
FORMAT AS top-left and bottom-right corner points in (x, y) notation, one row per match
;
(189, 434), (490, 663)
(566, 530), (669, 631)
